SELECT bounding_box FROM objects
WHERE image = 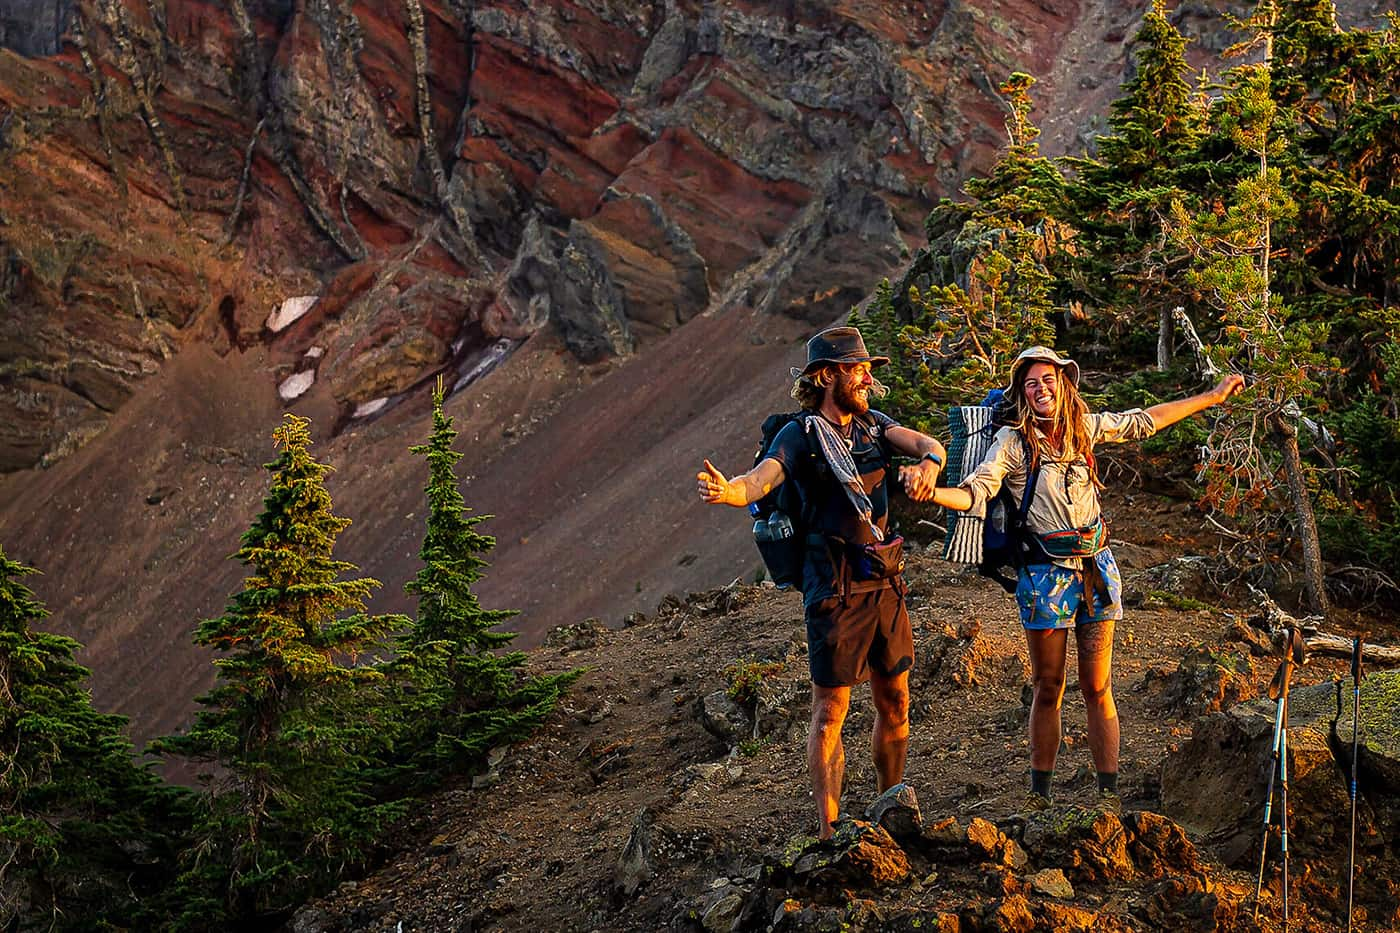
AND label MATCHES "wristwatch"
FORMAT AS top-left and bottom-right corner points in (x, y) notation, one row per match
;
(921, 452), (943, 467)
